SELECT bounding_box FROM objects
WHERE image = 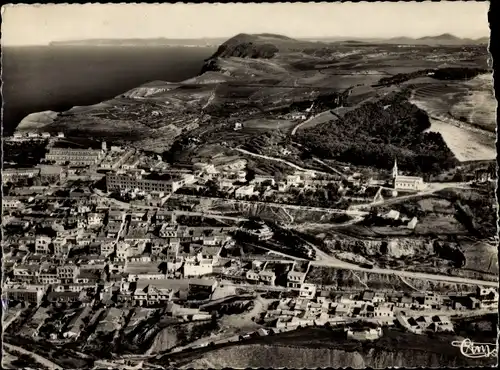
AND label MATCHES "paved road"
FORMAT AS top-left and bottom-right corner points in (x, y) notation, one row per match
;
(311, 258), (498, 287)
(4, 342), (63, 370)
(351, 181), (474, 210)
